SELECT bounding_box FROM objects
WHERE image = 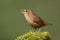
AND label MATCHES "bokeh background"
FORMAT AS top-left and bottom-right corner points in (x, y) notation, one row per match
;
(0, 0), (60, 40)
